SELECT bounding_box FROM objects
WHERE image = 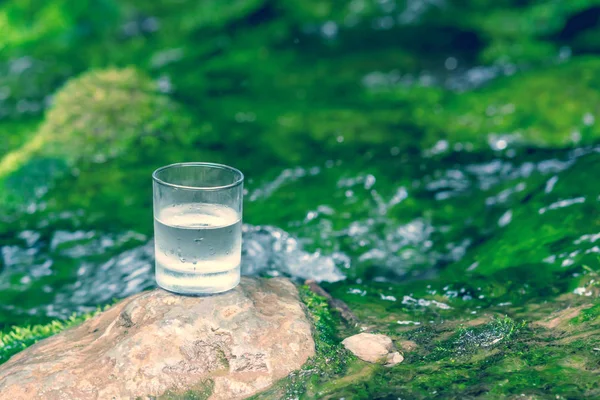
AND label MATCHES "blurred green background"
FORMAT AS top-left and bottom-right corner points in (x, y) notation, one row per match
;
(1, 0), (600, 398)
